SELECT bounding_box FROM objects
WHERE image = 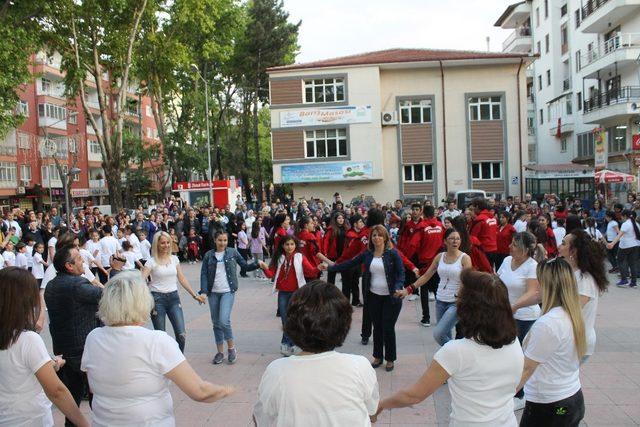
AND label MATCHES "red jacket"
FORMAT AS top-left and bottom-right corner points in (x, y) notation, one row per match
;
(273, 227), (288, 251)
(417, 217), (444, 269)
(469, 236), (493, 273)
(544, 227), (558, 257)
(470, 210), (498, 253)
(322, 225), (347, 260)
(336, 226), (369, 264)
(397, 218), (426, 261)
(296, 230), (320, 266)
(264, 254), (319, 292)
(496, 223), (516, 255)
